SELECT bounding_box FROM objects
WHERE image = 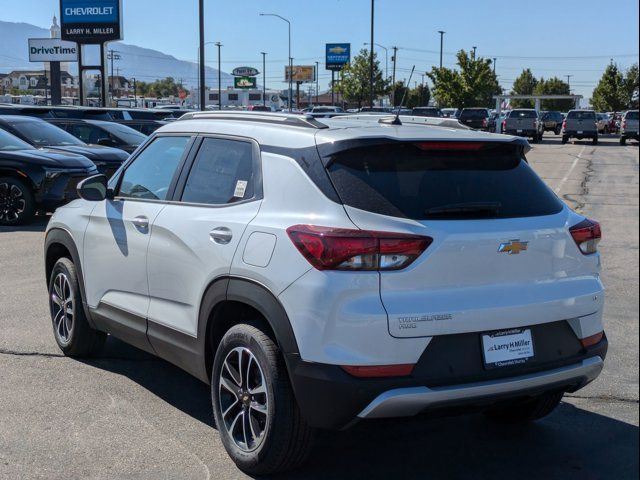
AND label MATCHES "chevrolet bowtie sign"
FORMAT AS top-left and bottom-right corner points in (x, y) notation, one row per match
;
(60, 0), (123, 43)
